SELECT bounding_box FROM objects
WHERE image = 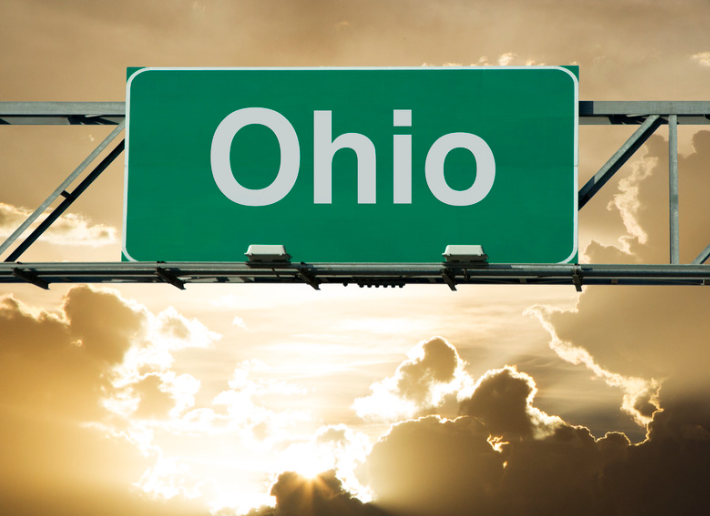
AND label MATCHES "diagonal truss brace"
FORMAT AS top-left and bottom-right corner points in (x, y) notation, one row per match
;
(692, 243), (710, 265)
(4, 140), (126, 266)
(578, 115), (663, 209)
(0, 120), (126, 260)
(4, 139), (125, 264)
